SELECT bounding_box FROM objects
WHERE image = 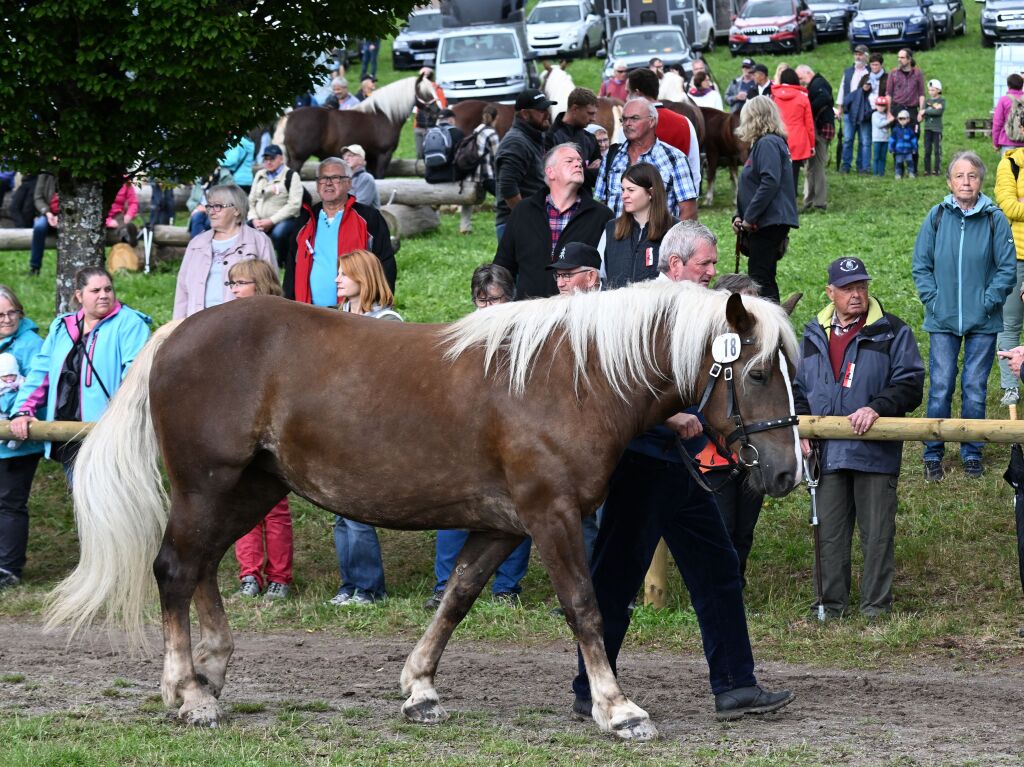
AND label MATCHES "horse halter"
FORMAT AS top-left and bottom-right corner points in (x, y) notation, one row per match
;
(679, 333), (799, 493)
